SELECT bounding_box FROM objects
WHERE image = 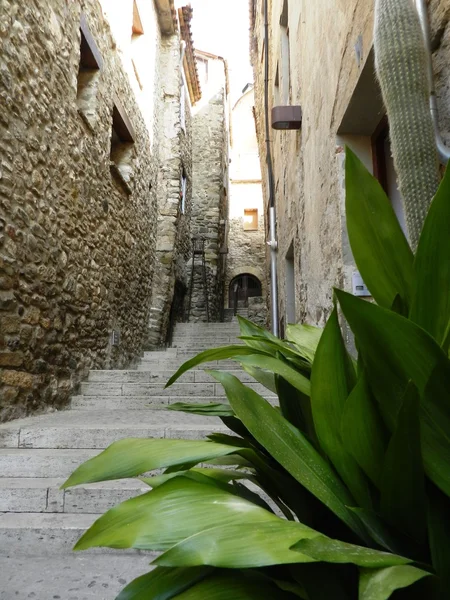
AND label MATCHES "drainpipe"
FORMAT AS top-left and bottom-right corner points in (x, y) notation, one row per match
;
(264, 0), (279, 336)
(415, 0), (450, 164)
